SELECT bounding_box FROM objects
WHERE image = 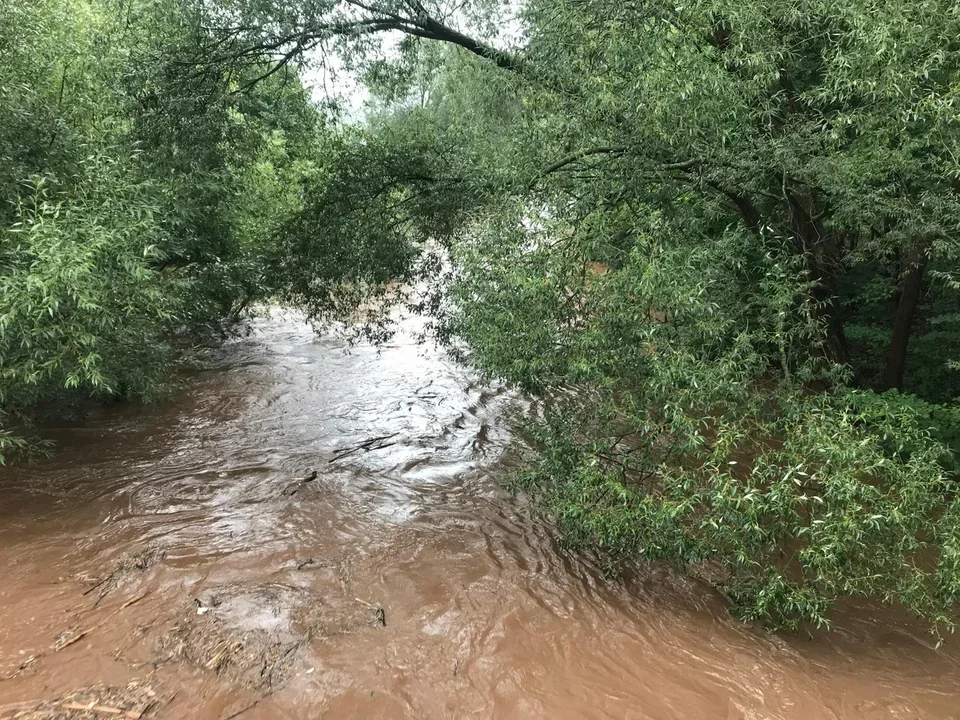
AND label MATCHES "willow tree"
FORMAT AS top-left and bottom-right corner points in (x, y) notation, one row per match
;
(192, 0), (960, 391)
(0, 0), (324, 458)
(172, 0), (960, 632)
